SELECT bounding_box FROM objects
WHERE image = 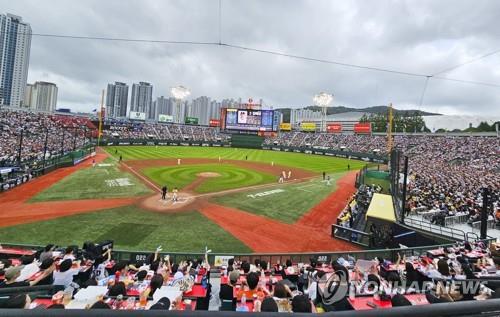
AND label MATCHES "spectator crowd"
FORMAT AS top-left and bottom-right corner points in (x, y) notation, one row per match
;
(102, 119), (230, 143)
(267, 132), (499, 225)
(0, 109), (93, 191)
(2, 240), (500, 313)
